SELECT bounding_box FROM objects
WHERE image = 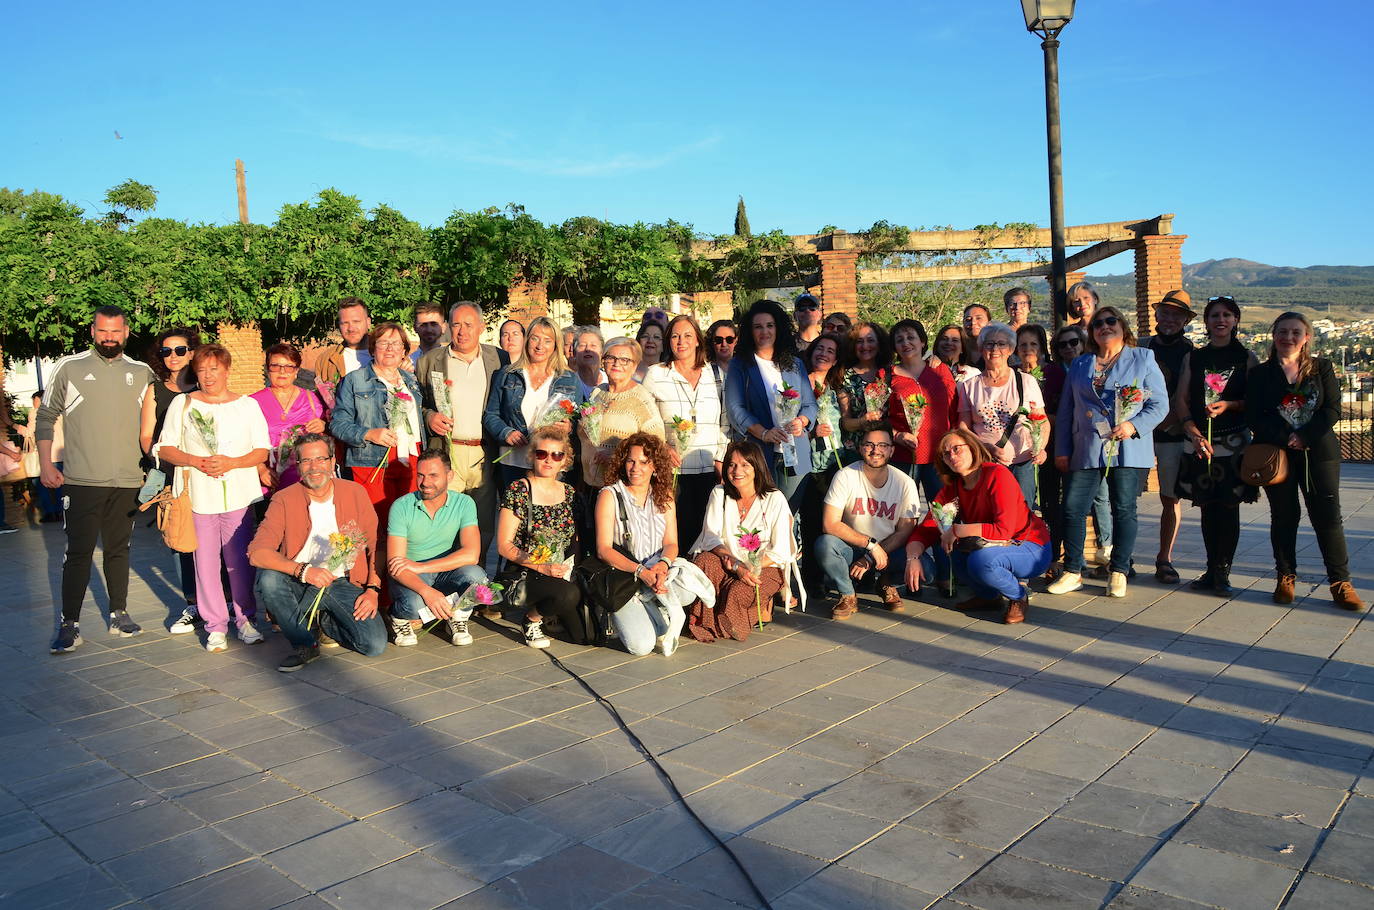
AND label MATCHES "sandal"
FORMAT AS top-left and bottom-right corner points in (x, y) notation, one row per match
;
(1155, 561), (1180, 584)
